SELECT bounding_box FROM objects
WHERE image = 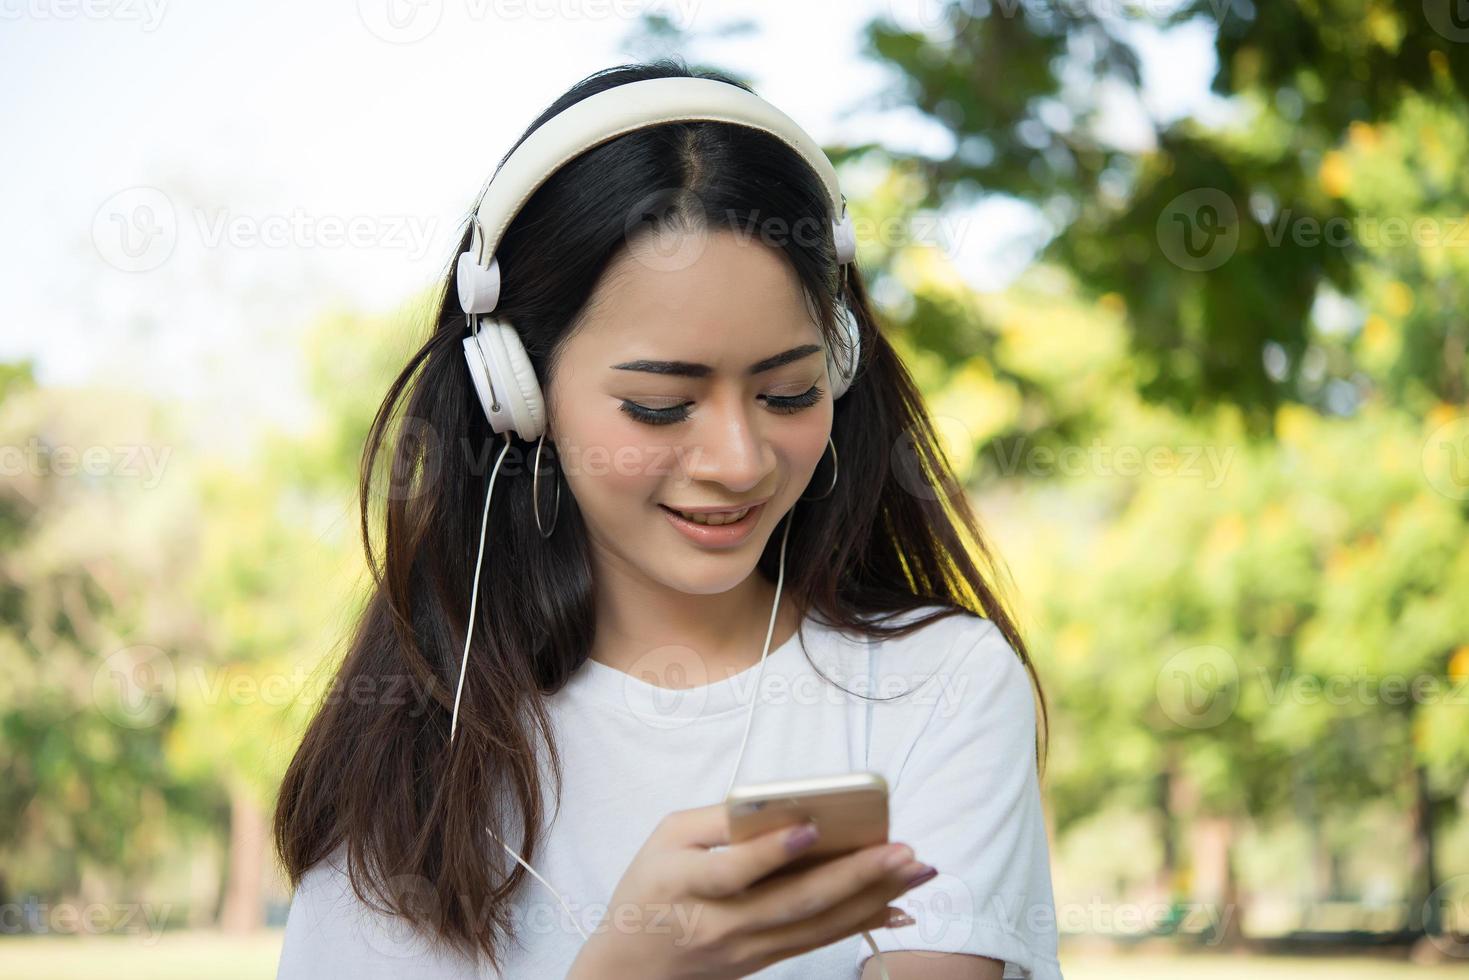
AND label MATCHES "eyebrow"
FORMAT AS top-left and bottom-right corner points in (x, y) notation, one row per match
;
(611, 344), (823, 378)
